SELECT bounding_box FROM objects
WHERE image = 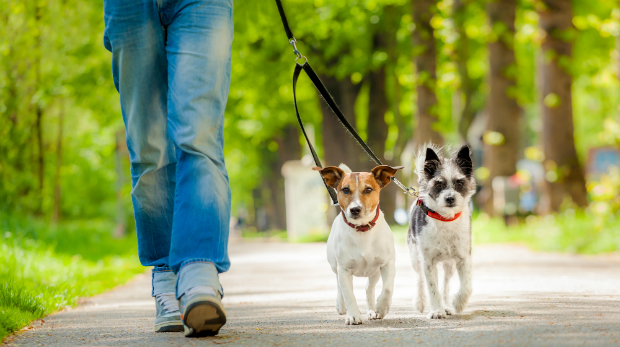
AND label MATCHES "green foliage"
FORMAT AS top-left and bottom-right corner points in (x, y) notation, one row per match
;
(1, 0), (618, 223)
(472, 211), (620, 254)
(0, 213), (144, 340)
(392, 210), (620, 254)
(0, 0), (123, 218)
